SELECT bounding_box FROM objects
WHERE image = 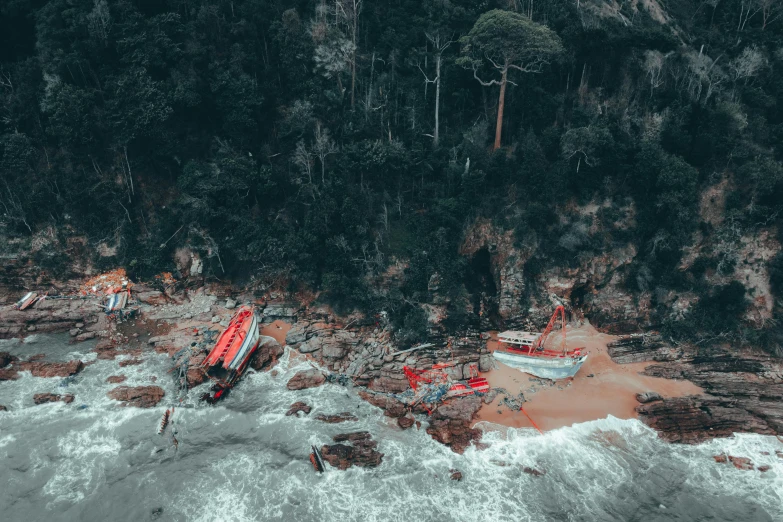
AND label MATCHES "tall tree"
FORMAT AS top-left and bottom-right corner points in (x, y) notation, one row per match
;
(458, 10), (563, 150)
(418, 31), (453, 147)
